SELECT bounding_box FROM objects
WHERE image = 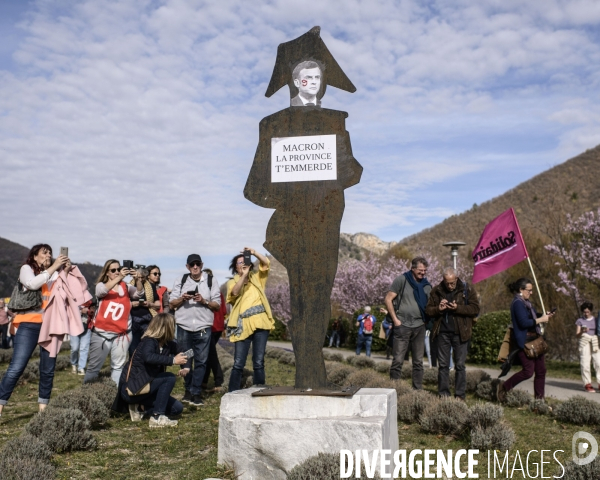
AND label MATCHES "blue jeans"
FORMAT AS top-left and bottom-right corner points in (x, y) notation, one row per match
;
(120, 372), (183, 417)
(70, 325), (91, 370)
(177, 326), (211, 396)
(356, 333), (373, 356)
(329, 331), (340, 347)
(0, 322), (56, 404)
(229, 328), (269, 392)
